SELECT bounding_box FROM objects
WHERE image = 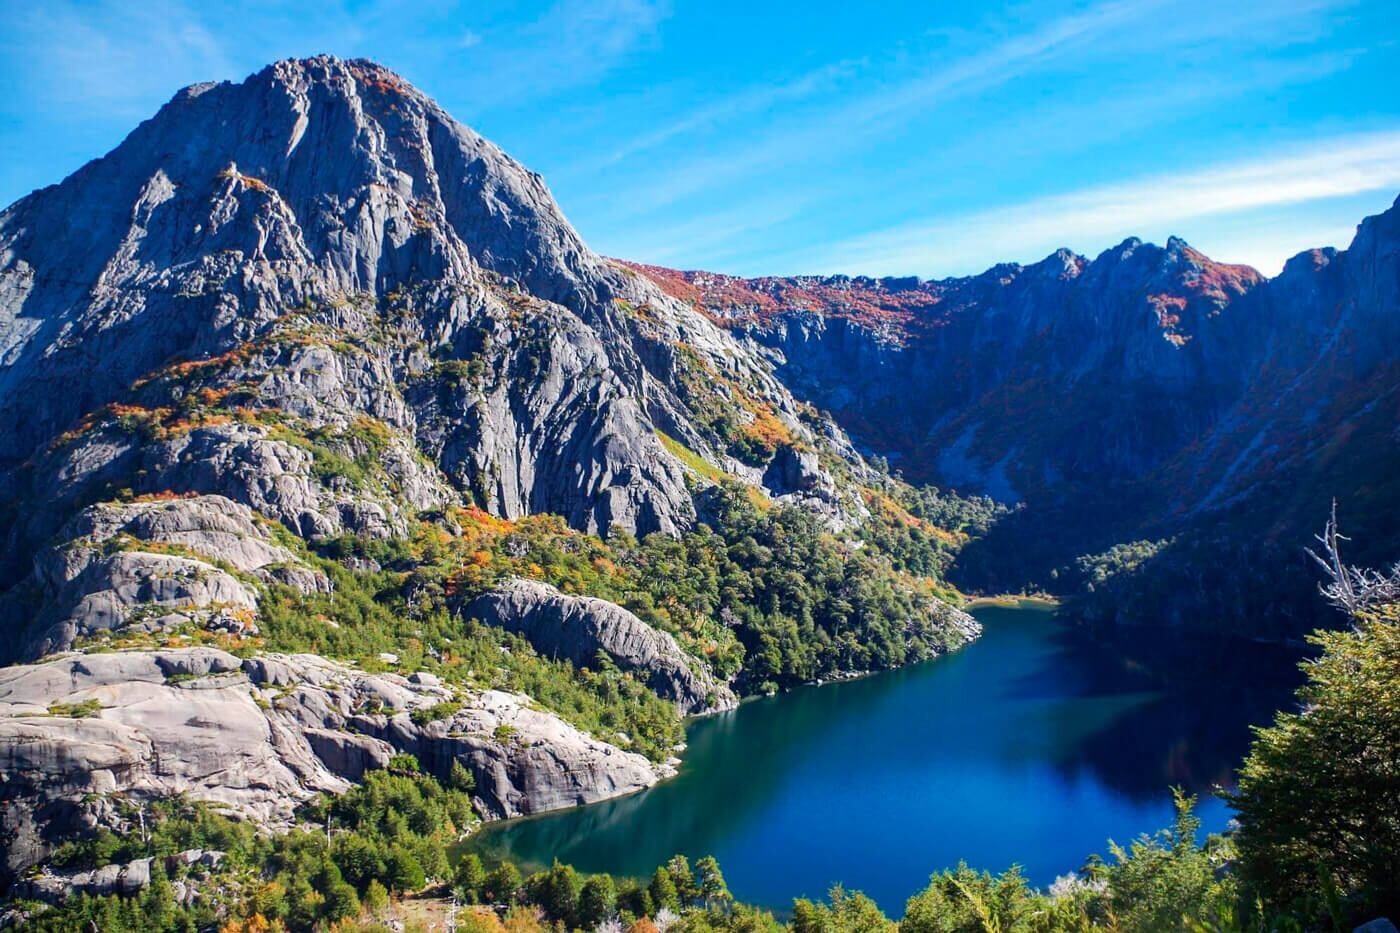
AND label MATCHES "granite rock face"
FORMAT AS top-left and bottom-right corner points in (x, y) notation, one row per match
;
(0, 54), (858, 578)
(468, 578), (737, 714)
(4, 494), (328, 661)
(0, 647), (663, 881)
